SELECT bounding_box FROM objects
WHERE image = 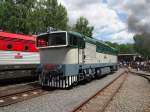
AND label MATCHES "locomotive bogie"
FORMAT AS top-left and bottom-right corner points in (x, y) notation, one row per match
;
(38, 64), (117, 88)
(39, 71), (78, 88)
